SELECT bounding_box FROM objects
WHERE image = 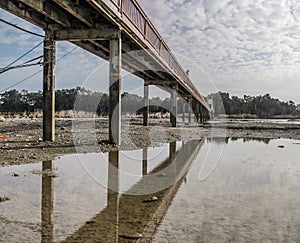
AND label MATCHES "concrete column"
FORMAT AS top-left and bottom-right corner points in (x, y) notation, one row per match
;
(188, 97), (192, 124)
(199, 105), (203, 123)
(41, 160), (54, 243)
(170, 87), (177, 127)
(143, 84), (149, 126)
(43, 31), (56, 142)
(182, 100), (185, 123)
(109, 37), (122, 145)
(142, 148), (148, 175)
(195, 103), (200, 123)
